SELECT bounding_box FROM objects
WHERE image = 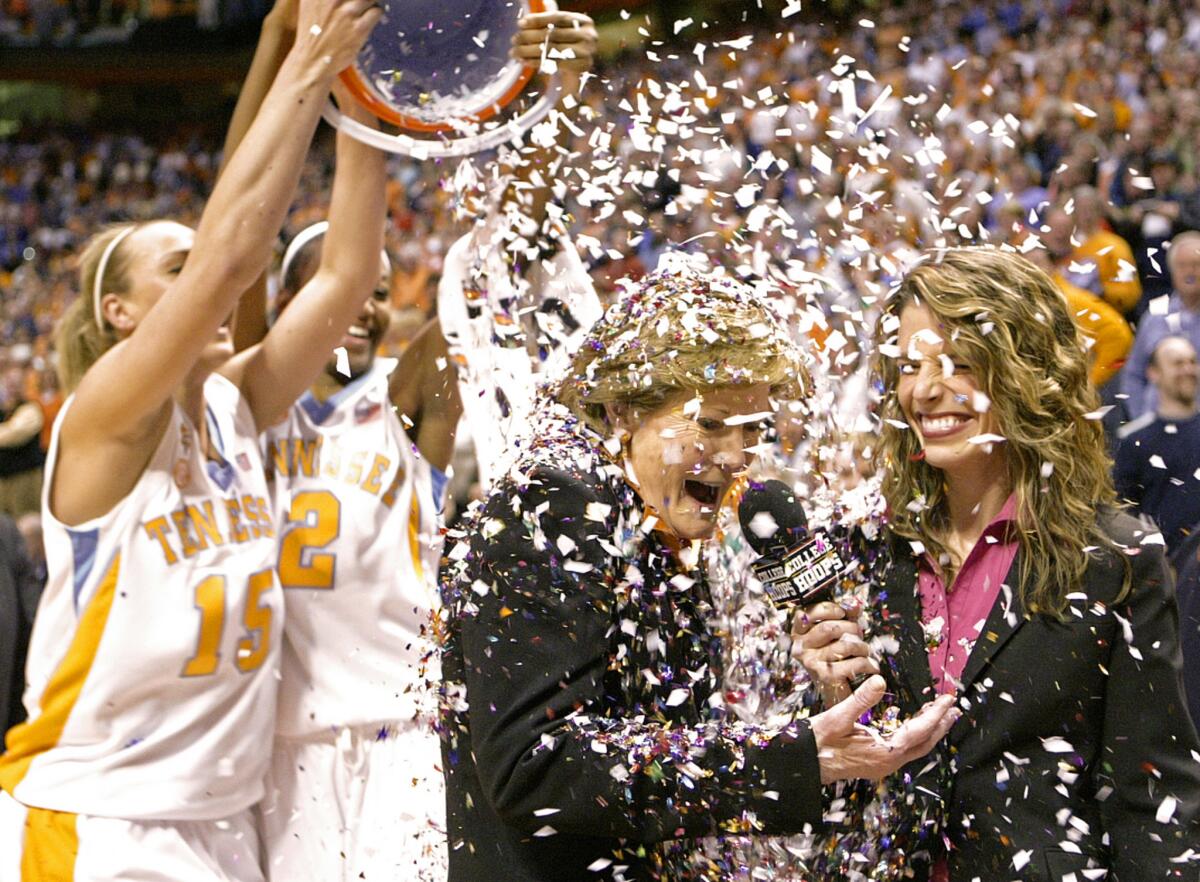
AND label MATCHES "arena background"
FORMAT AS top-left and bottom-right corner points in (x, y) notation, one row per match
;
(0, 0), (1197, 463)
